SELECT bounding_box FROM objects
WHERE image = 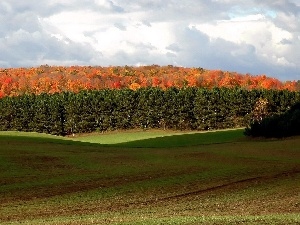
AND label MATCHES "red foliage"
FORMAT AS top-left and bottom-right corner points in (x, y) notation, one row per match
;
(0, 65), (297, 98)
